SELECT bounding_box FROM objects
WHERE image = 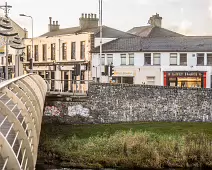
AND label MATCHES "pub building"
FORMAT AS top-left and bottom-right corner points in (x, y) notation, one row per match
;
(164, 71), (207, 88)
